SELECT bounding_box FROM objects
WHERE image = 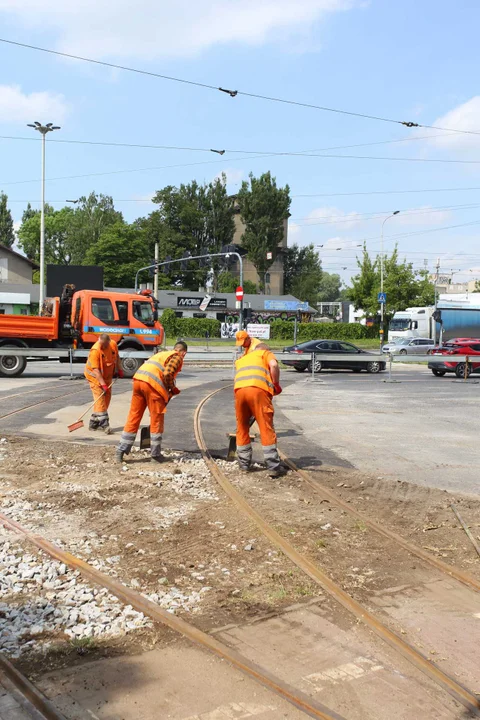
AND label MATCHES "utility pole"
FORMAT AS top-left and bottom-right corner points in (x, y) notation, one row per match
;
(379, 210), (400, 348)
(433, 256), (440, 345)
(154, 238), (159, 298)
(27, 122), (61, 310)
